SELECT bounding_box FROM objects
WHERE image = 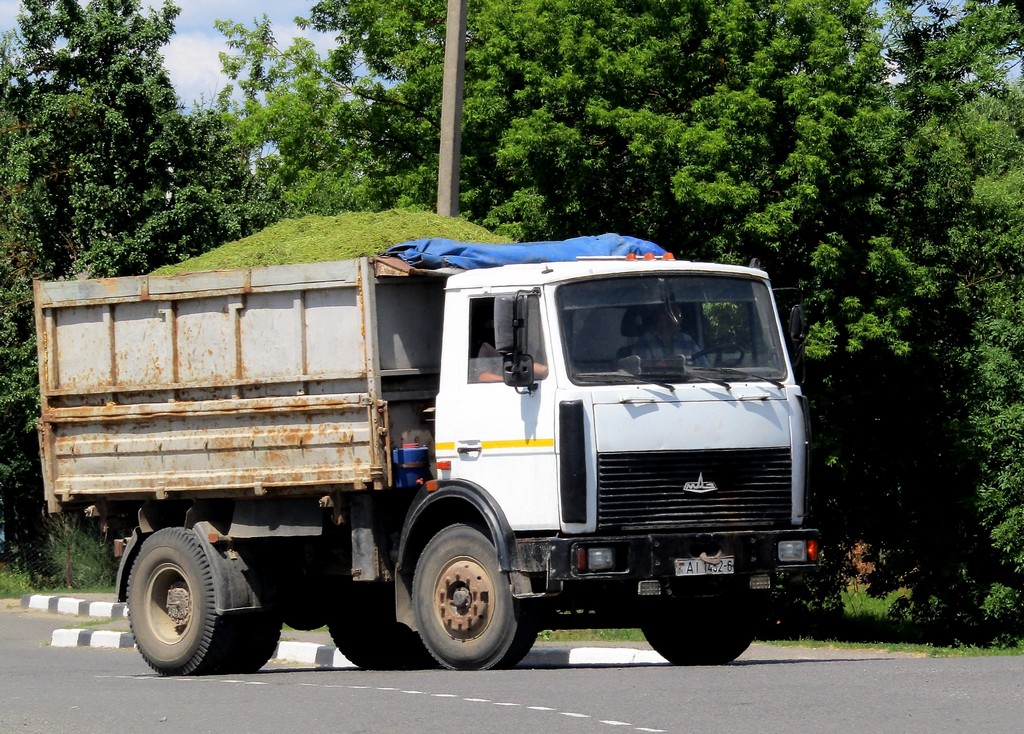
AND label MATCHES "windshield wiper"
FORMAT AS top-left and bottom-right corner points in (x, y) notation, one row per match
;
(690, 367), (784, 389)
(639, 376), (676, 393)
(577, 370), (676, 392)
(679, 370), (731, 390)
